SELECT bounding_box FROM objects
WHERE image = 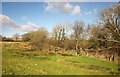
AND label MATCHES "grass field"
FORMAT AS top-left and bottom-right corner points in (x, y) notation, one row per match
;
(2, 42), (119, 75)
